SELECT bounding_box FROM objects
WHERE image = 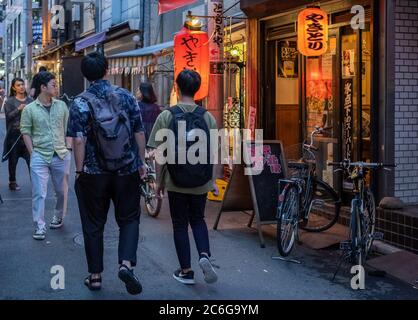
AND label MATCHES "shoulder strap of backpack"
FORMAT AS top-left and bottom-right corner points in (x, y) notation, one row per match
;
(193, 106), (207, 116)
(168, 105), (183, 116)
